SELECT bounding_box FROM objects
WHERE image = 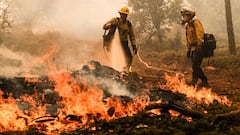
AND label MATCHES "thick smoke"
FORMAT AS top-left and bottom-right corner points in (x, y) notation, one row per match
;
(0, 0), (128, 76)
(11, 0), (127, 39)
